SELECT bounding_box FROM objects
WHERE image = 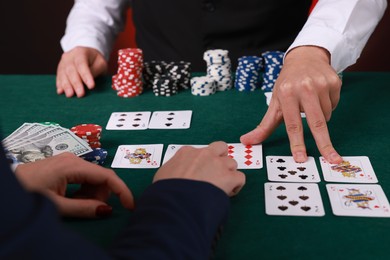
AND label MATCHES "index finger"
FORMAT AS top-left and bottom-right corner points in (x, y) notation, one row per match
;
(302, 100), (343, 164)
(240, 98), (283, 145)
(75, 57), (95, 90)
